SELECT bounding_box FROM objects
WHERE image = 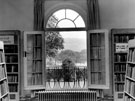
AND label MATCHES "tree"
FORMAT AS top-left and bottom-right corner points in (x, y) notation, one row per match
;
(56, 50), (77, 62)
(79, 49), (87, 63)
(56, 49), (87, 63)
(45, 32), (64, 58)
(62, 58), (75, 82)
(46, 15), (64, 58)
